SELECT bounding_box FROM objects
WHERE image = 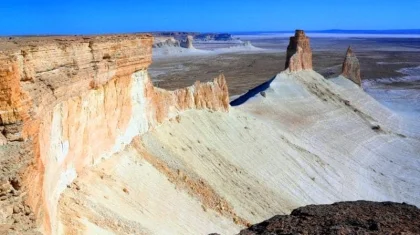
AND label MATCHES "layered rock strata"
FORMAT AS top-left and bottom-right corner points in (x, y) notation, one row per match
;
(285, 30), (313, 71)
(341, 46), (362, 86)
(0, 35), (228, 234)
